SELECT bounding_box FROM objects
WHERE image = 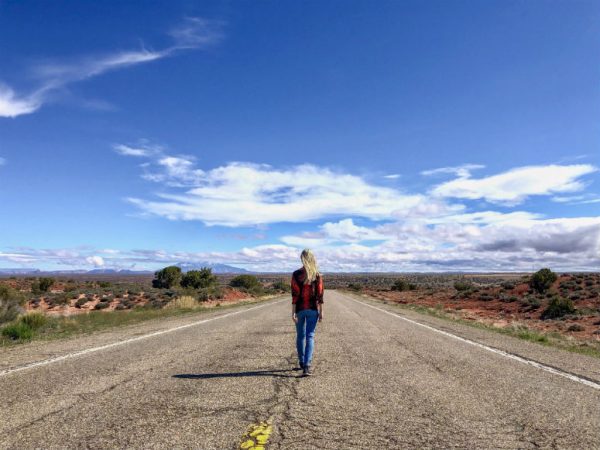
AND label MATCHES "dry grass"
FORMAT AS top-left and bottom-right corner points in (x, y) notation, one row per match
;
(165, 295), (200, 310)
